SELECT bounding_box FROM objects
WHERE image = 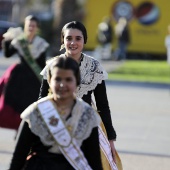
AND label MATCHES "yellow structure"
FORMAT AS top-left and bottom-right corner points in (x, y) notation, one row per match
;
(84, 0), (169, 55)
